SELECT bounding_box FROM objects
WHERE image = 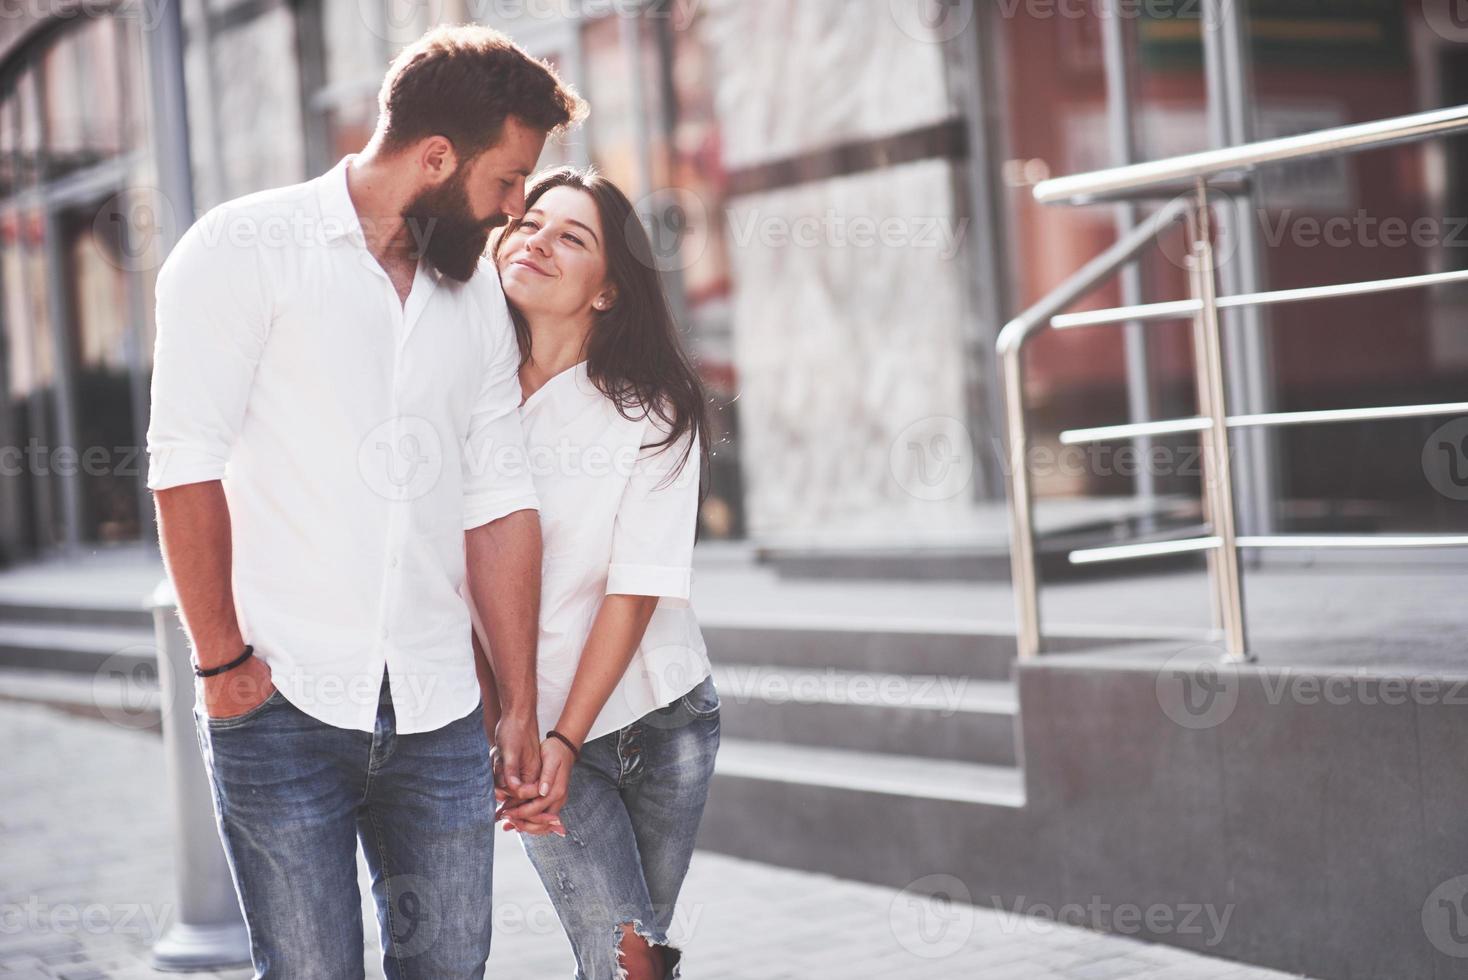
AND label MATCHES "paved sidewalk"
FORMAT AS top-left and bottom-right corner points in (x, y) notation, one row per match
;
(0, 701), (1307, 980)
